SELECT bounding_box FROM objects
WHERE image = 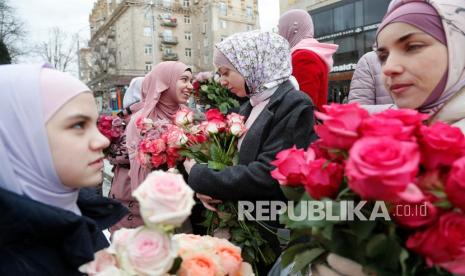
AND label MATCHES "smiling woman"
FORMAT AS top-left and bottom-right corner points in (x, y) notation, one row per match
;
(0, 64), (127, 275)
